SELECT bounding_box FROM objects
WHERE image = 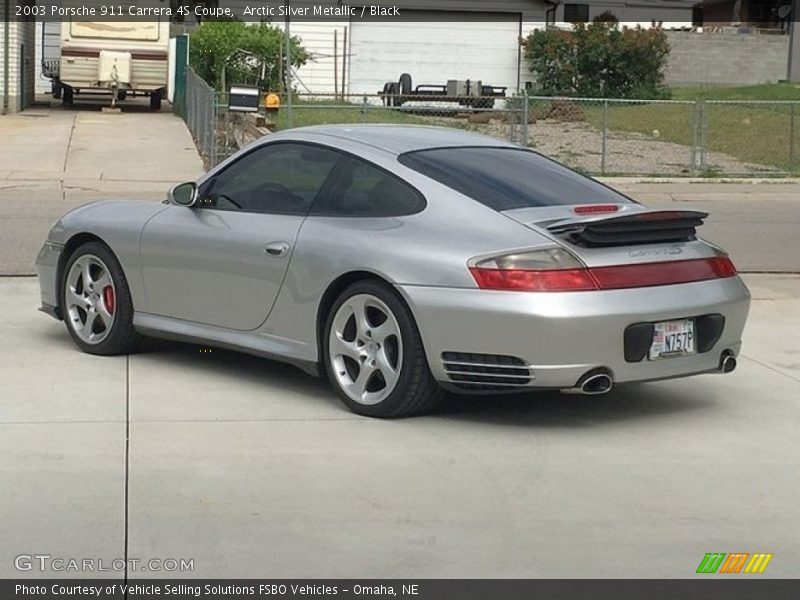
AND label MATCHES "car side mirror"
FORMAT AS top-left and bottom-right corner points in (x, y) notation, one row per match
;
(168, 182), (198, 207)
